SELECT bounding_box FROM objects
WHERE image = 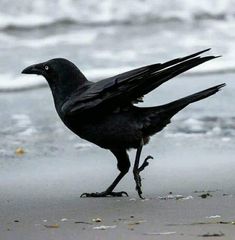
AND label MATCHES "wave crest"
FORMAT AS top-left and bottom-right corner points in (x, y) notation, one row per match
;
(0, 0), (235, 30)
